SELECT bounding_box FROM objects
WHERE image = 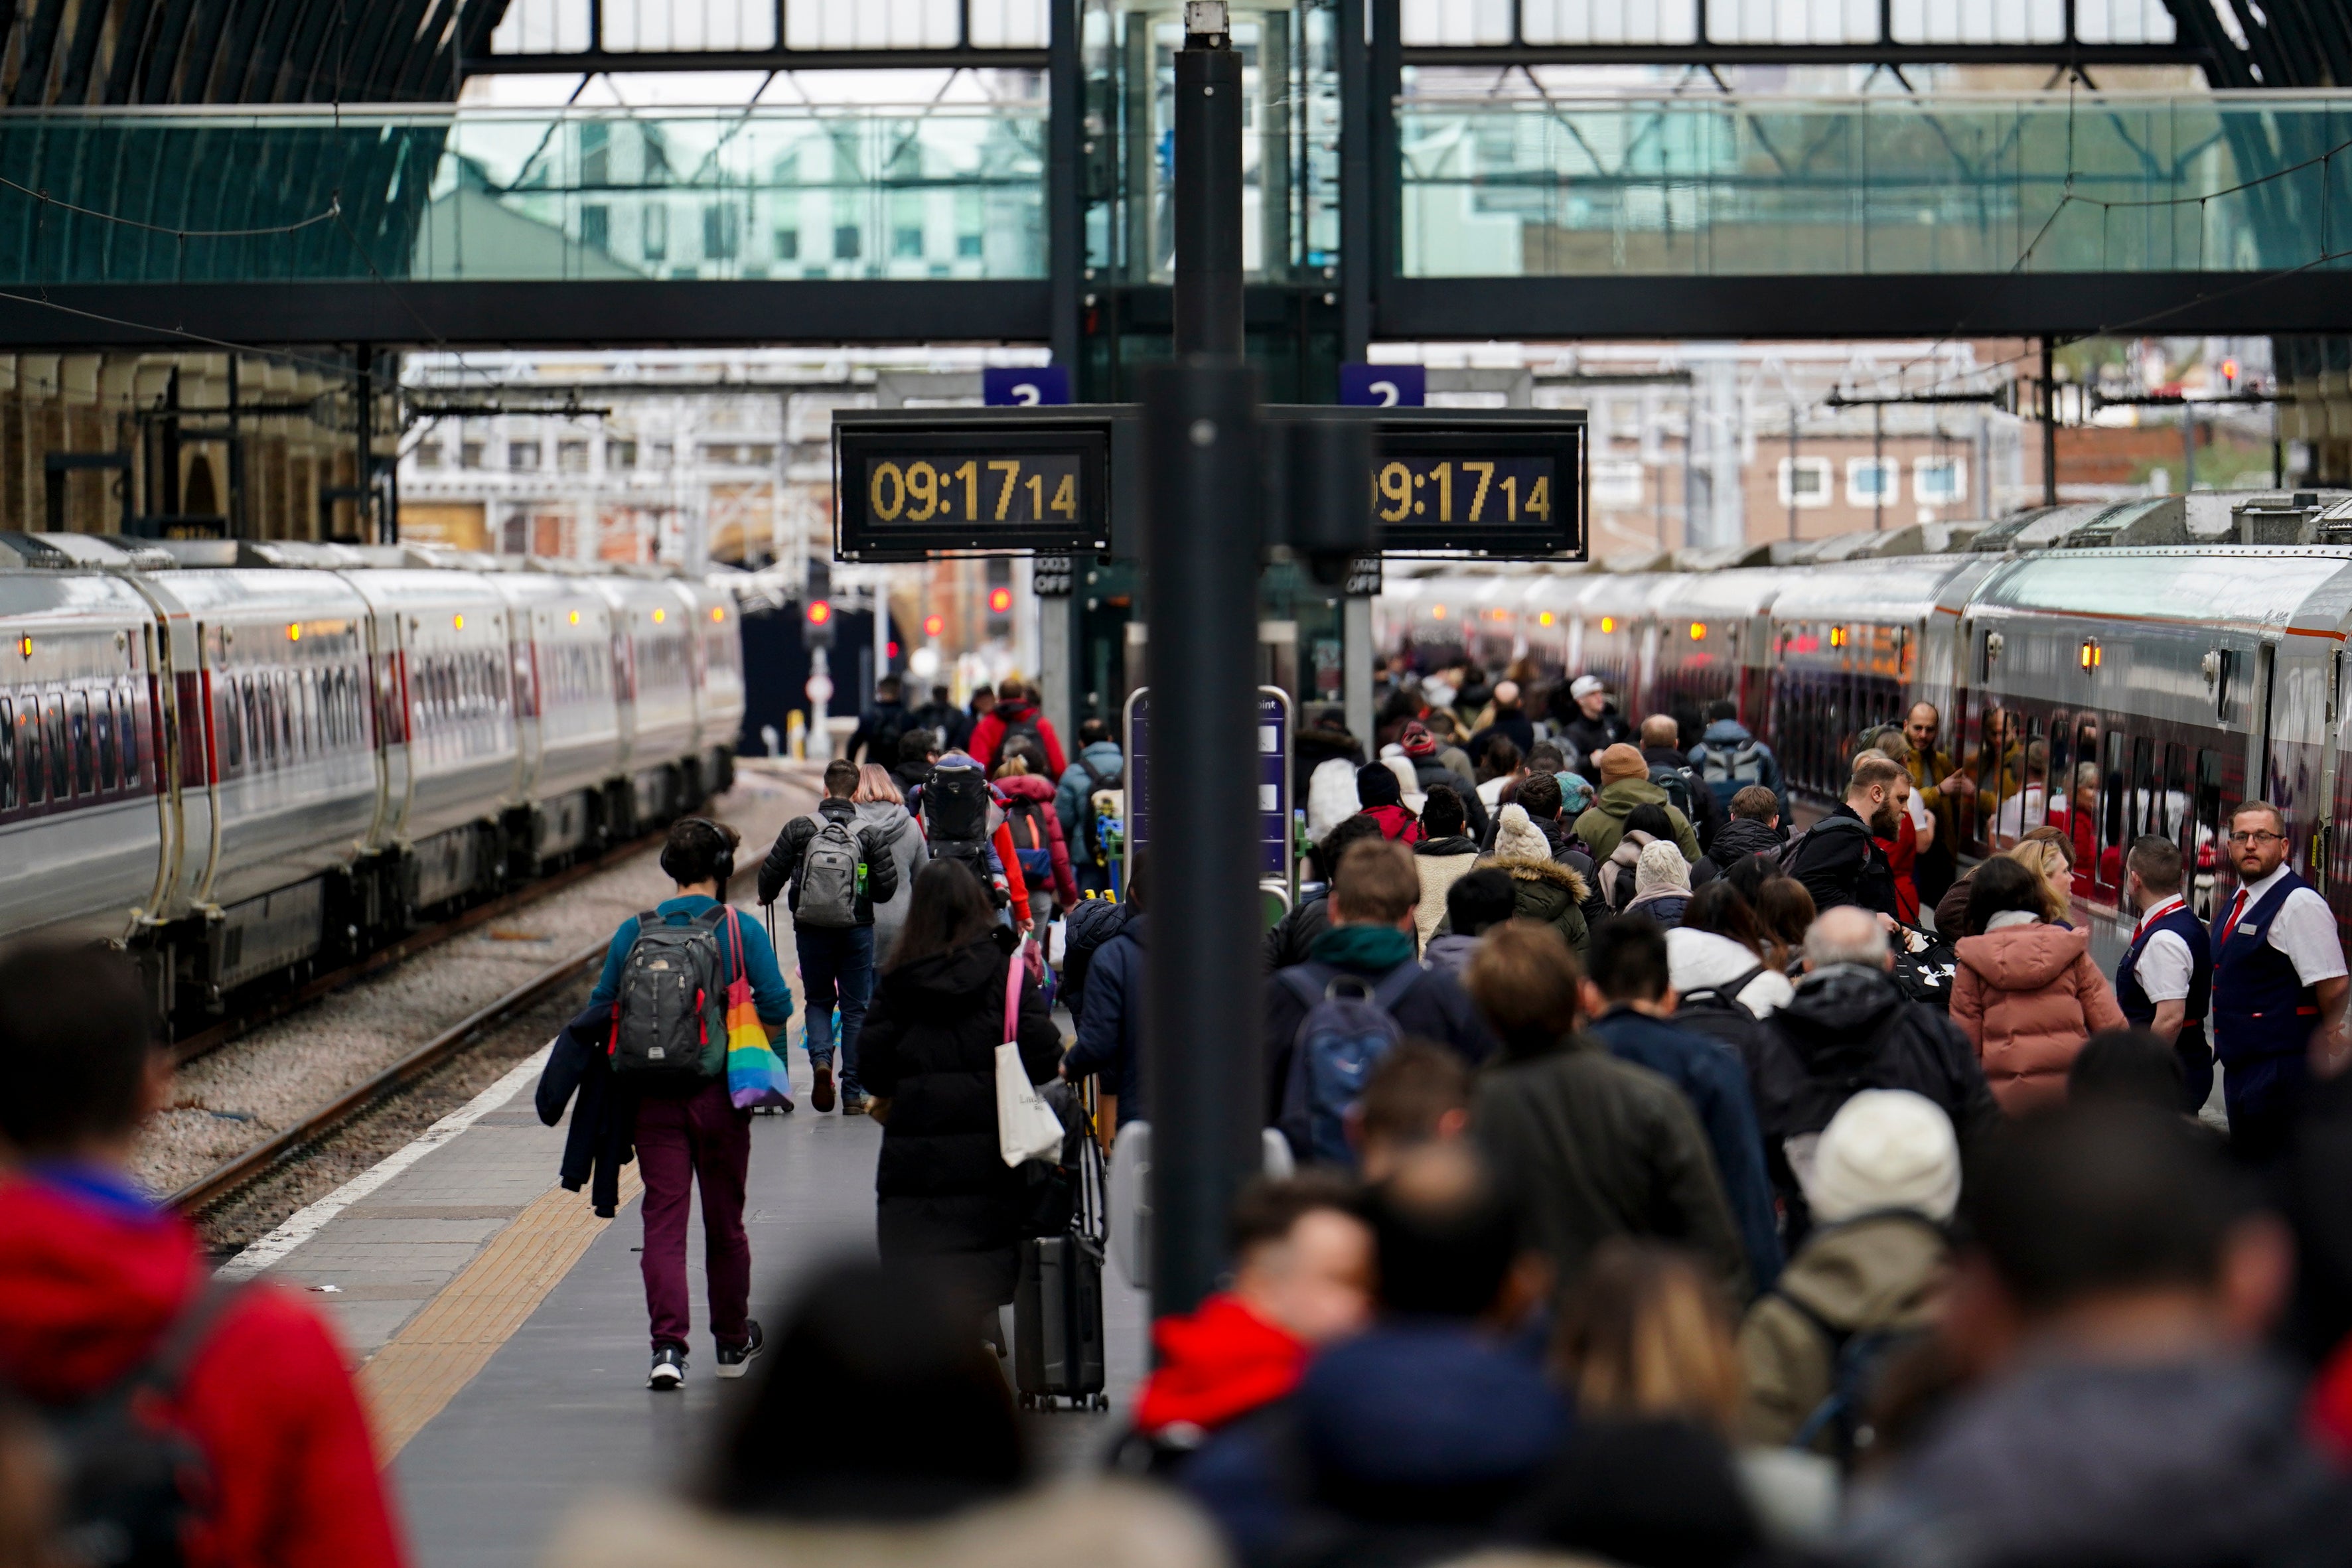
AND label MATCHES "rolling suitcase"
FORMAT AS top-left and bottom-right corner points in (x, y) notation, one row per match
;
(1013, 1082), (1110, 1411)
